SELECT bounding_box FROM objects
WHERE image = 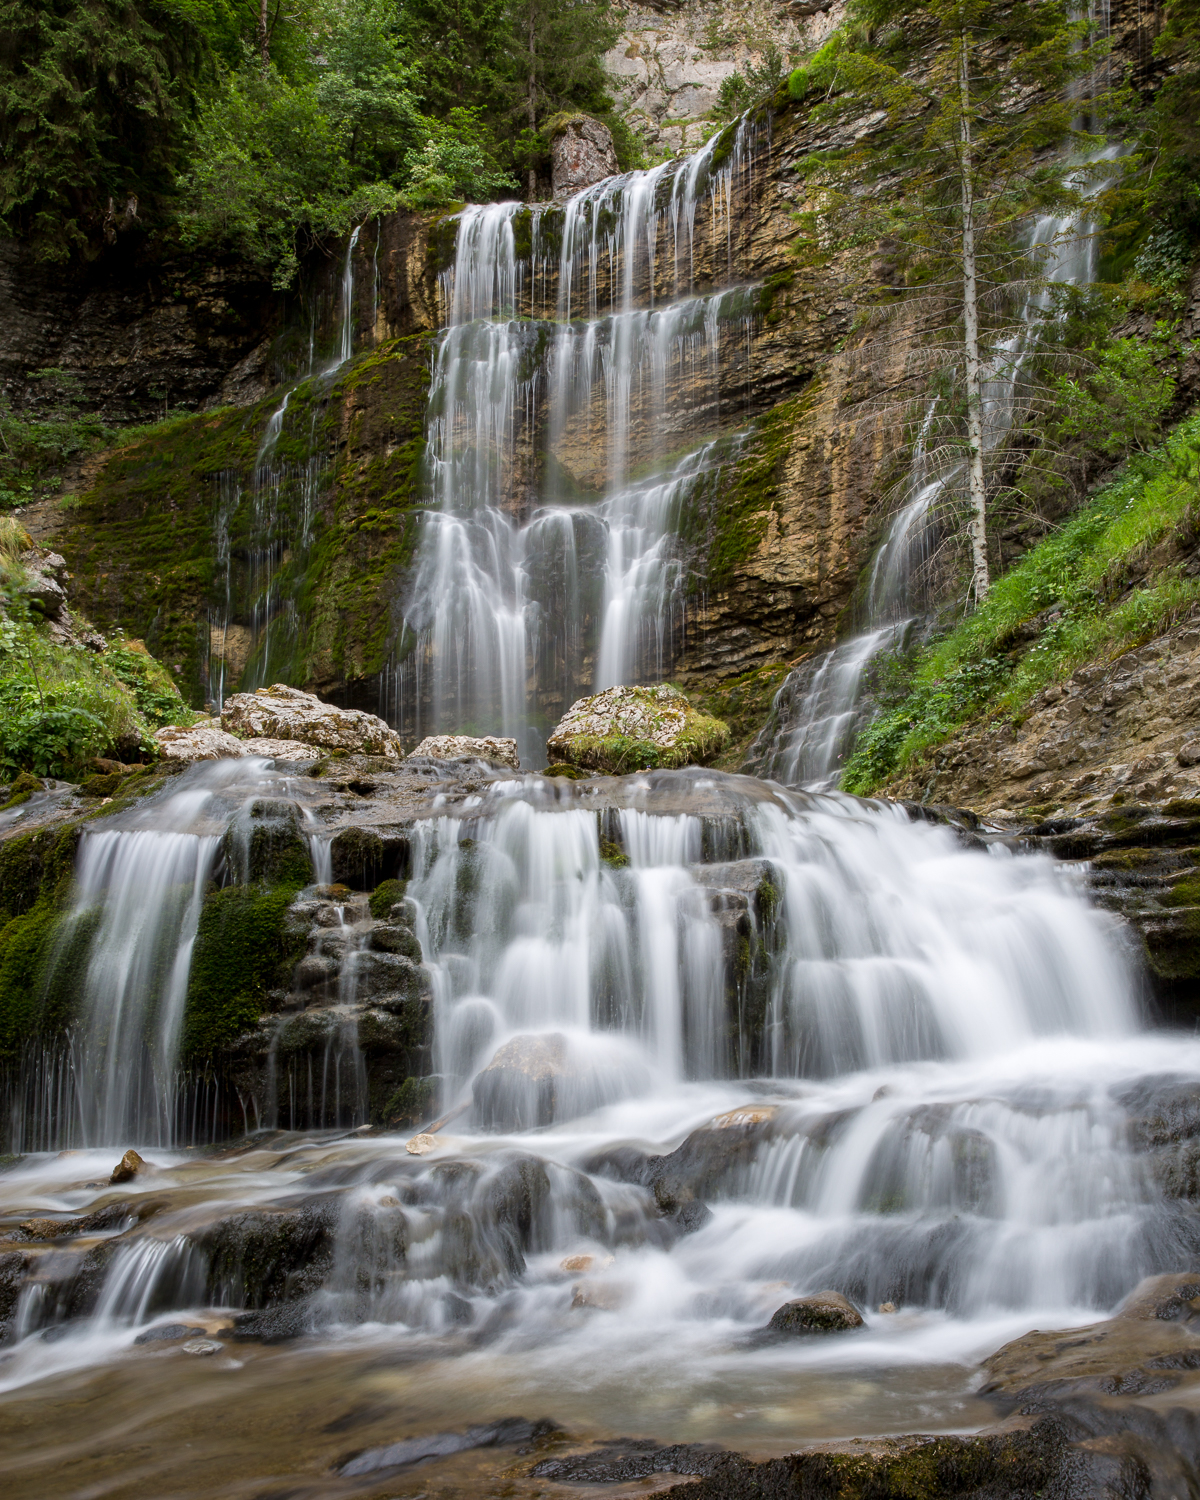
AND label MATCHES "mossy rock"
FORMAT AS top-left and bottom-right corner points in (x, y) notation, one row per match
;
(369, 877), (408, 920)
(183, 883), (309, 1058)
(383, 1074), (437, 1126)
(546, 685), (730, 775)
(223, 801), (314, 887)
